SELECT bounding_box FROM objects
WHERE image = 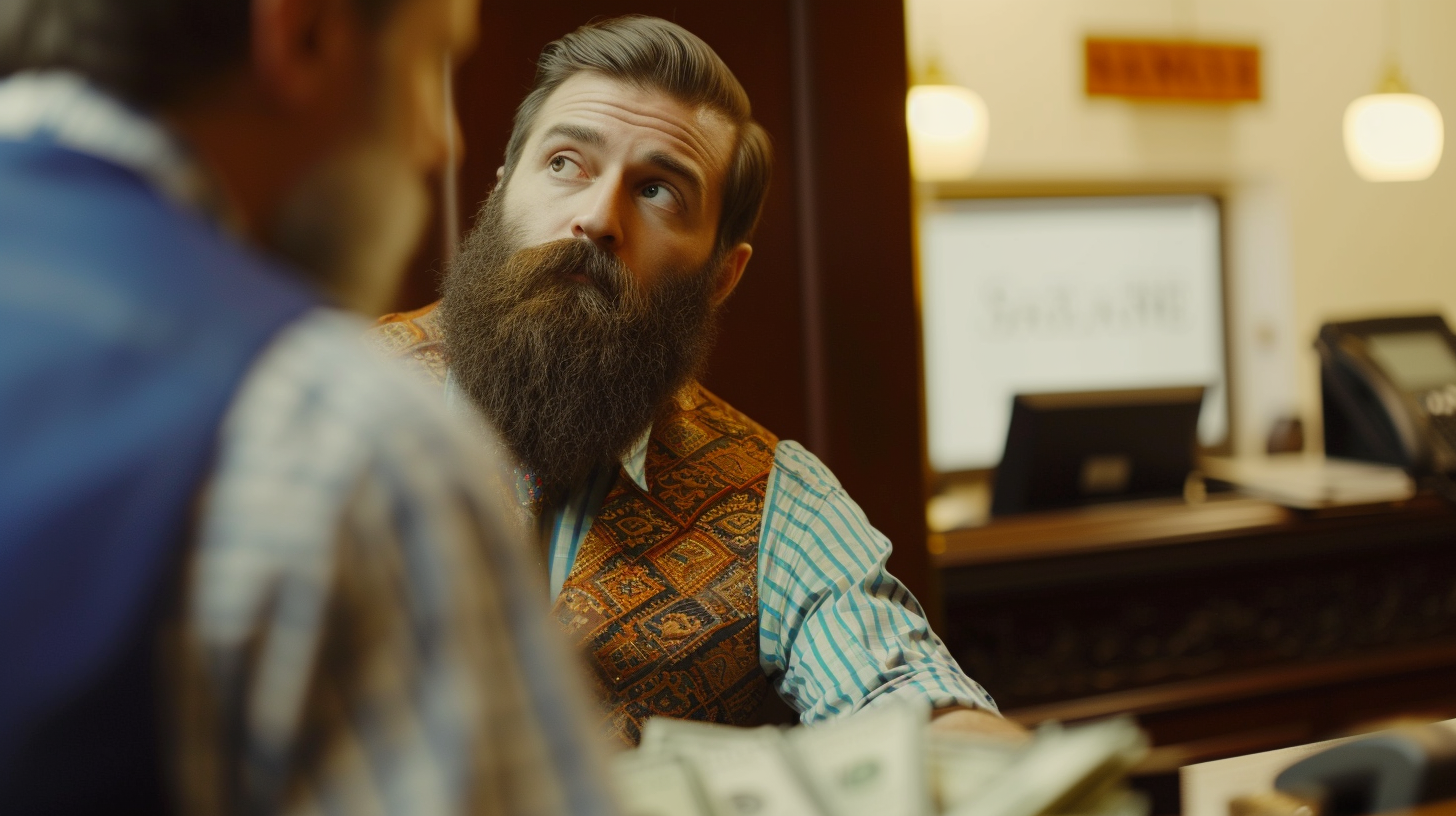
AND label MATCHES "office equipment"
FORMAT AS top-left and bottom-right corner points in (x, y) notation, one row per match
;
(1183, 734), (1358, 816)
(1319, 315), (1456, 470)
(1179, 721), (1456, 816)
(1275, 725), (1456, 815)
(991, 386), (1204, 516)
(919, 194), (1228, 473)
(1319, 315), (1456, 497)
(1201, 455), (1414, 510)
